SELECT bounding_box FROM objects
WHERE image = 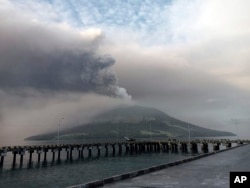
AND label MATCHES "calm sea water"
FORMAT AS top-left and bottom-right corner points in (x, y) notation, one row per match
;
(0, 138), (237, 188)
